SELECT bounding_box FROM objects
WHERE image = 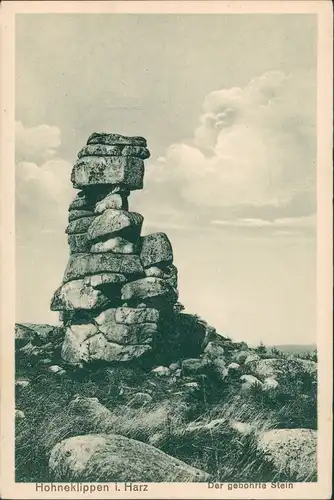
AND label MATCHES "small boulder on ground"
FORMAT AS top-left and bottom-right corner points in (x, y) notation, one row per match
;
(257, 428), (317, 481)
(182, 358), (209, 376)
(49, 433), (210, 482)
(240, 374), (263, 390)
(15, 410), (25, 420)
(263, 377), (279, 390)
(244, 353), (261, 365)
(232, 350), (250, 364)
(127, 392), (153, 408)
